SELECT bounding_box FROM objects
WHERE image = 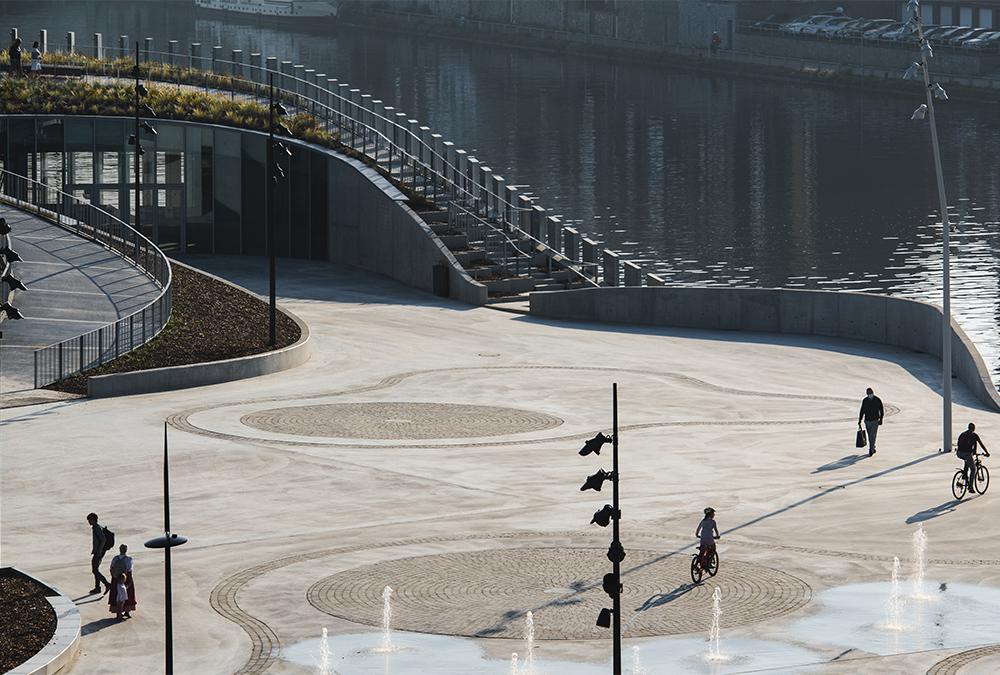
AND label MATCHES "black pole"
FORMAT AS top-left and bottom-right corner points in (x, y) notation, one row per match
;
(133, 44), (140, 235)
(267, 73), (276, 348)
(163, 421), (173, 675)
(611, 382), (621, 675)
